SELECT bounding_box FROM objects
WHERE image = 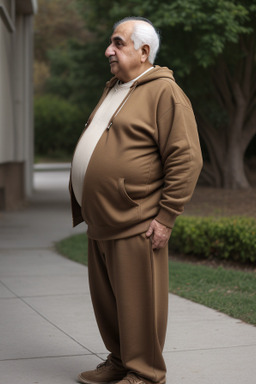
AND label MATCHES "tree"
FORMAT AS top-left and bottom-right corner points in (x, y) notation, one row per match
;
(151, 0), (256, 189)
(34, 0), (91, 95)
(46, 39), (111, 111)
(73, 0), (256, 189)
(34, 0), (89, 62)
